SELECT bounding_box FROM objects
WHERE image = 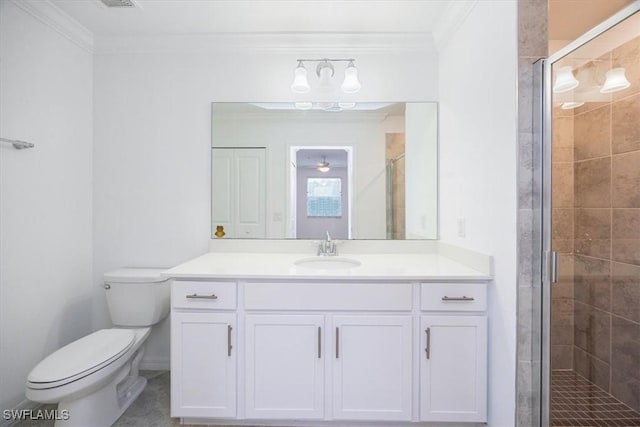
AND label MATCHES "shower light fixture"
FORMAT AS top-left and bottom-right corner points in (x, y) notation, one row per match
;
(317, 157), (330, 173)
(291, 58), (361, 94)
(553, 66), (579, 93)
(600, 67), (631, 93)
